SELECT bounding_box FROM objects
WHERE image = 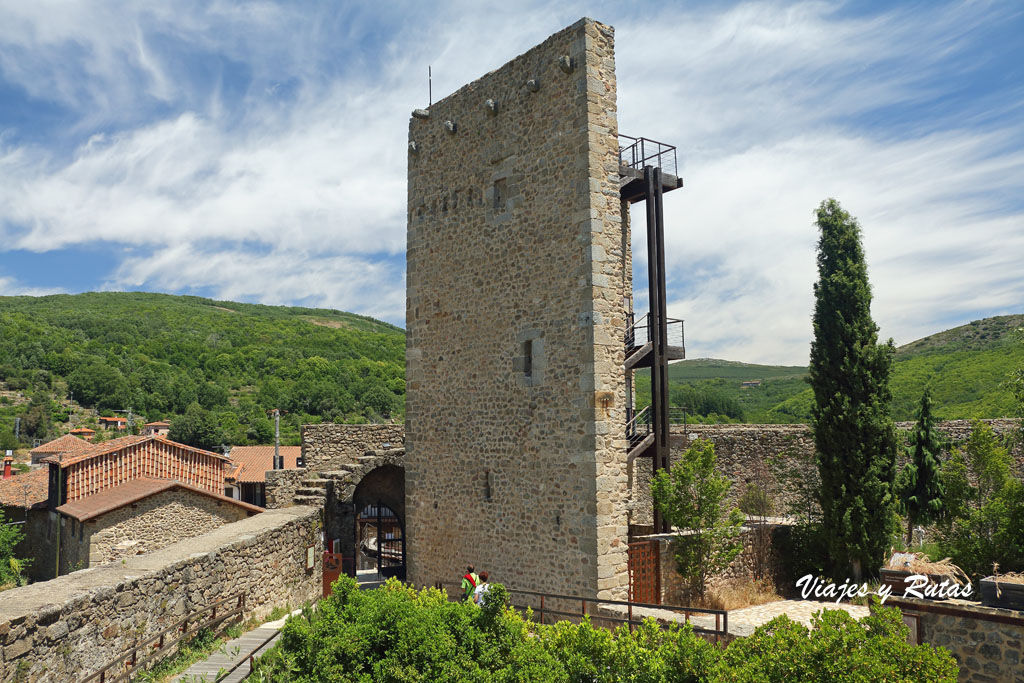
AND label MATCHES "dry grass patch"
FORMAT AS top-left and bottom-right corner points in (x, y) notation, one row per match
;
(694, 578), (782, 611)
(885, 552), (970, 585)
